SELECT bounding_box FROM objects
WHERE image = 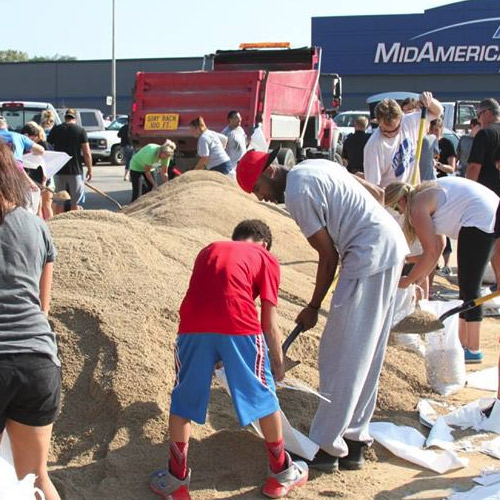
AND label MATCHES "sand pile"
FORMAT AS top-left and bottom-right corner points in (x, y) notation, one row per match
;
(47, 172), (431, 500)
